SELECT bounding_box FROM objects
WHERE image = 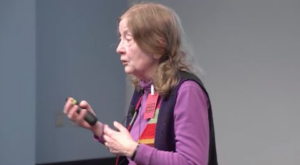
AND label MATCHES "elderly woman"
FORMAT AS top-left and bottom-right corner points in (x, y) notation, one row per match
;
(64, 2), (218, 165)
